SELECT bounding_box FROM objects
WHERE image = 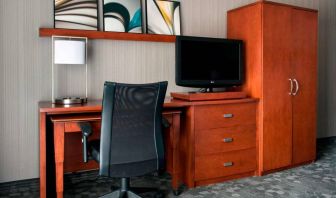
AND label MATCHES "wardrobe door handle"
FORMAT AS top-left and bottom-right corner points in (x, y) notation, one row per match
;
(293, 79), (299, 96)
(288, 78), (293, 95)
